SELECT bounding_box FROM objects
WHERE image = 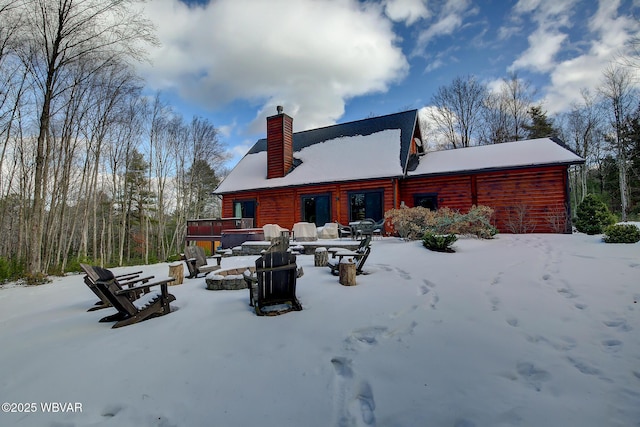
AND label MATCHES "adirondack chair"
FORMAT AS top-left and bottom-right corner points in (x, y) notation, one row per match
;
(92, 266), (176, 328)
(183, 245), (221, 278)
(80, 263), (155, 311)
(327, 235), (372, 276)
(243, 252), (303, 316)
